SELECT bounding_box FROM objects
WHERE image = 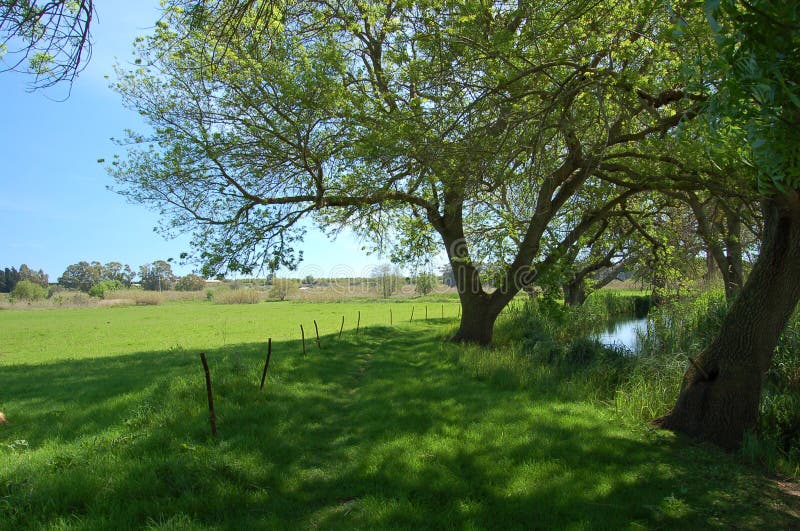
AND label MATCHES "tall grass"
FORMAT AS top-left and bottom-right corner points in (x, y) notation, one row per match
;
(213, 288), (264, 304)
(105, 289), (205, 305)
(754, 311), (800, 476)
(0, 291), (93, 310)
(462, 290), (800, 479)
